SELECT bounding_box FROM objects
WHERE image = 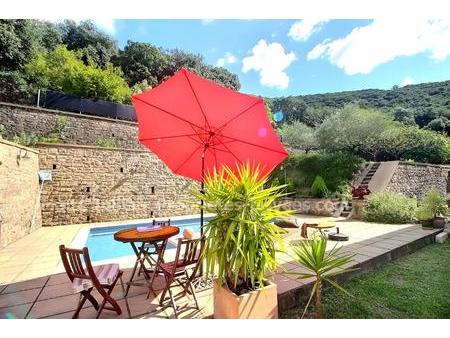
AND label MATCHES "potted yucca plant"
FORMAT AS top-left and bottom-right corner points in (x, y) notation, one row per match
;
(195, 163), (293, 319)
